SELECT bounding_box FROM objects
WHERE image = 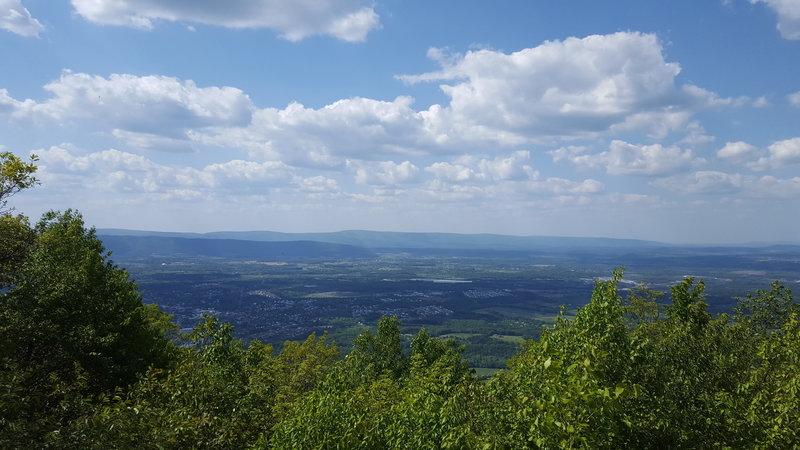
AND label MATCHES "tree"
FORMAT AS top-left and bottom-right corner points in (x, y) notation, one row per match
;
(0, 151), (38, 214)
(0, 214), (35, 286)
(735, 280), (797, 331)
(270, 316), (479, 448)
(348, 315), (408, 380)
(0, 151), (38, 285)
(0, 210), (176, 446)
(73, 315), (340, 449)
